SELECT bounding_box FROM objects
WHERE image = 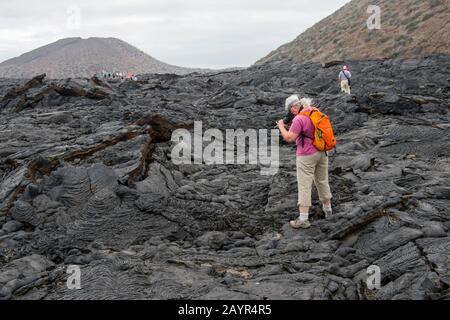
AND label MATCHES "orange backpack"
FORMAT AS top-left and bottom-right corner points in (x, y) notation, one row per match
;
(299, 108), (336, 152)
